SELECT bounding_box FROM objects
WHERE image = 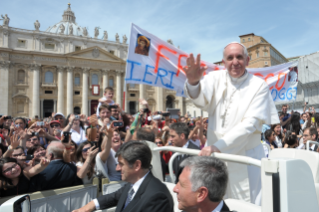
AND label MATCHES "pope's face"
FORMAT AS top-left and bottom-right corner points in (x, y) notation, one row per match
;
(222, 44), (249, 78)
